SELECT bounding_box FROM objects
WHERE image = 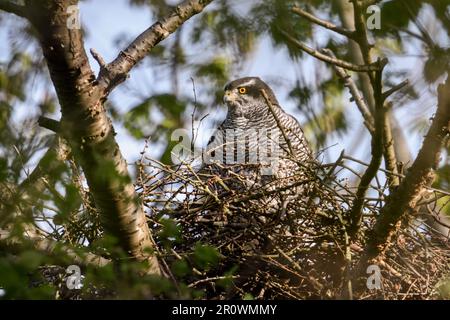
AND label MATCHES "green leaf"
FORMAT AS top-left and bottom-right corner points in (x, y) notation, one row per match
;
(193, 243), (221, 271)
(158, 217), (181, 245)
(424, 48), (450, 83)
(171, 259), (190, 277)
(243, 293), (254, 300)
